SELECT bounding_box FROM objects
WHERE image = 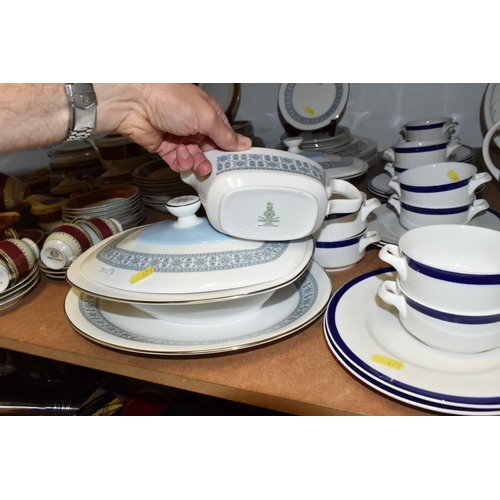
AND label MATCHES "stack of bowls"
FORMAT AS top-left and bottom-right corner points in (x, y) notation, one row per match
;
(132, 158), (197, 212)
(386, 162), (492, 230)
(61, 186), (146, 230)
(378, 225), (500, 354)
(0, 236), (40, 310)
(313, 192), (381, 271)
